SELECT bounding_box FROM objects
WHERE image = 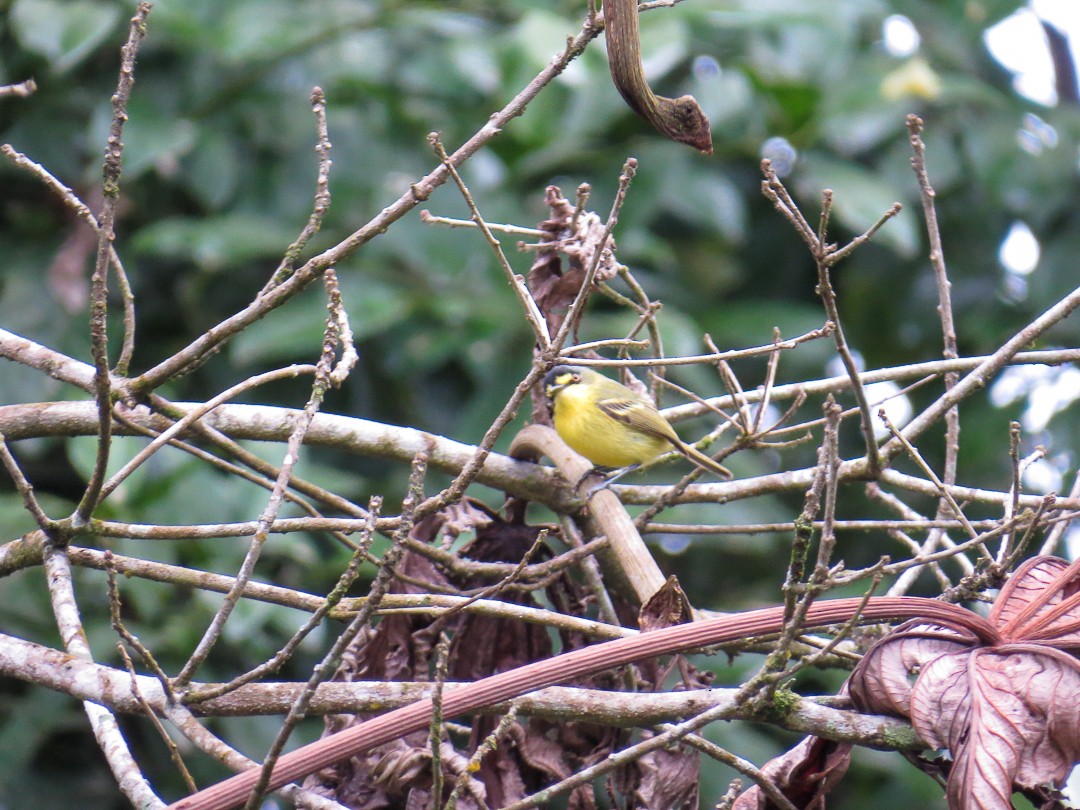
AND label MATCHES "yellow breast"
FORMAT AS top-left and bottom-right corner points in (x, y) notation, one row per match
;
(552, 384), (671, 467)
